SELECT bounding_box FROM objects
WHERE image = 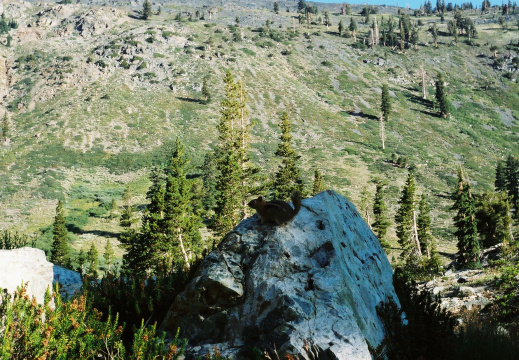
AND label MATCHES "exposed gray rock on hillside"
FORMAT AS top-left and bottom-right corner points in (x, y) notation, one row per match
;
(0, 247), (82, 303)
(162, 190), (398, 359)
